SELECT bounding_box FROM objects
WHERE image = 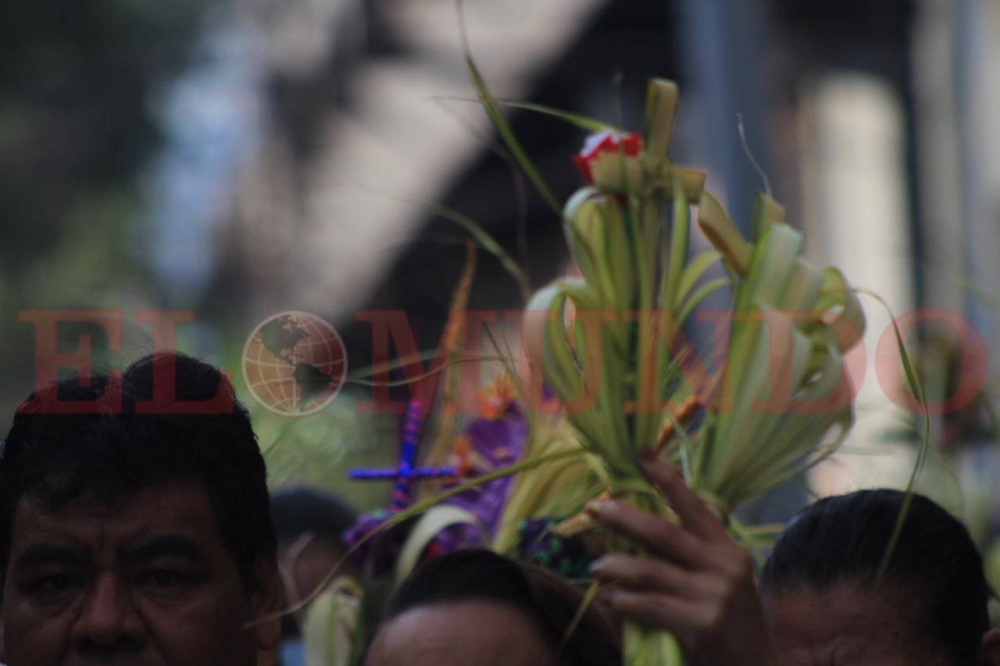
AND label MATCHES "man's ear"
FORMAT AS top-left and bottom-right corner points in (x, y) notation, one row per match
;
(979, 628), (1000, 665)
(252, 553), (282, 655)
